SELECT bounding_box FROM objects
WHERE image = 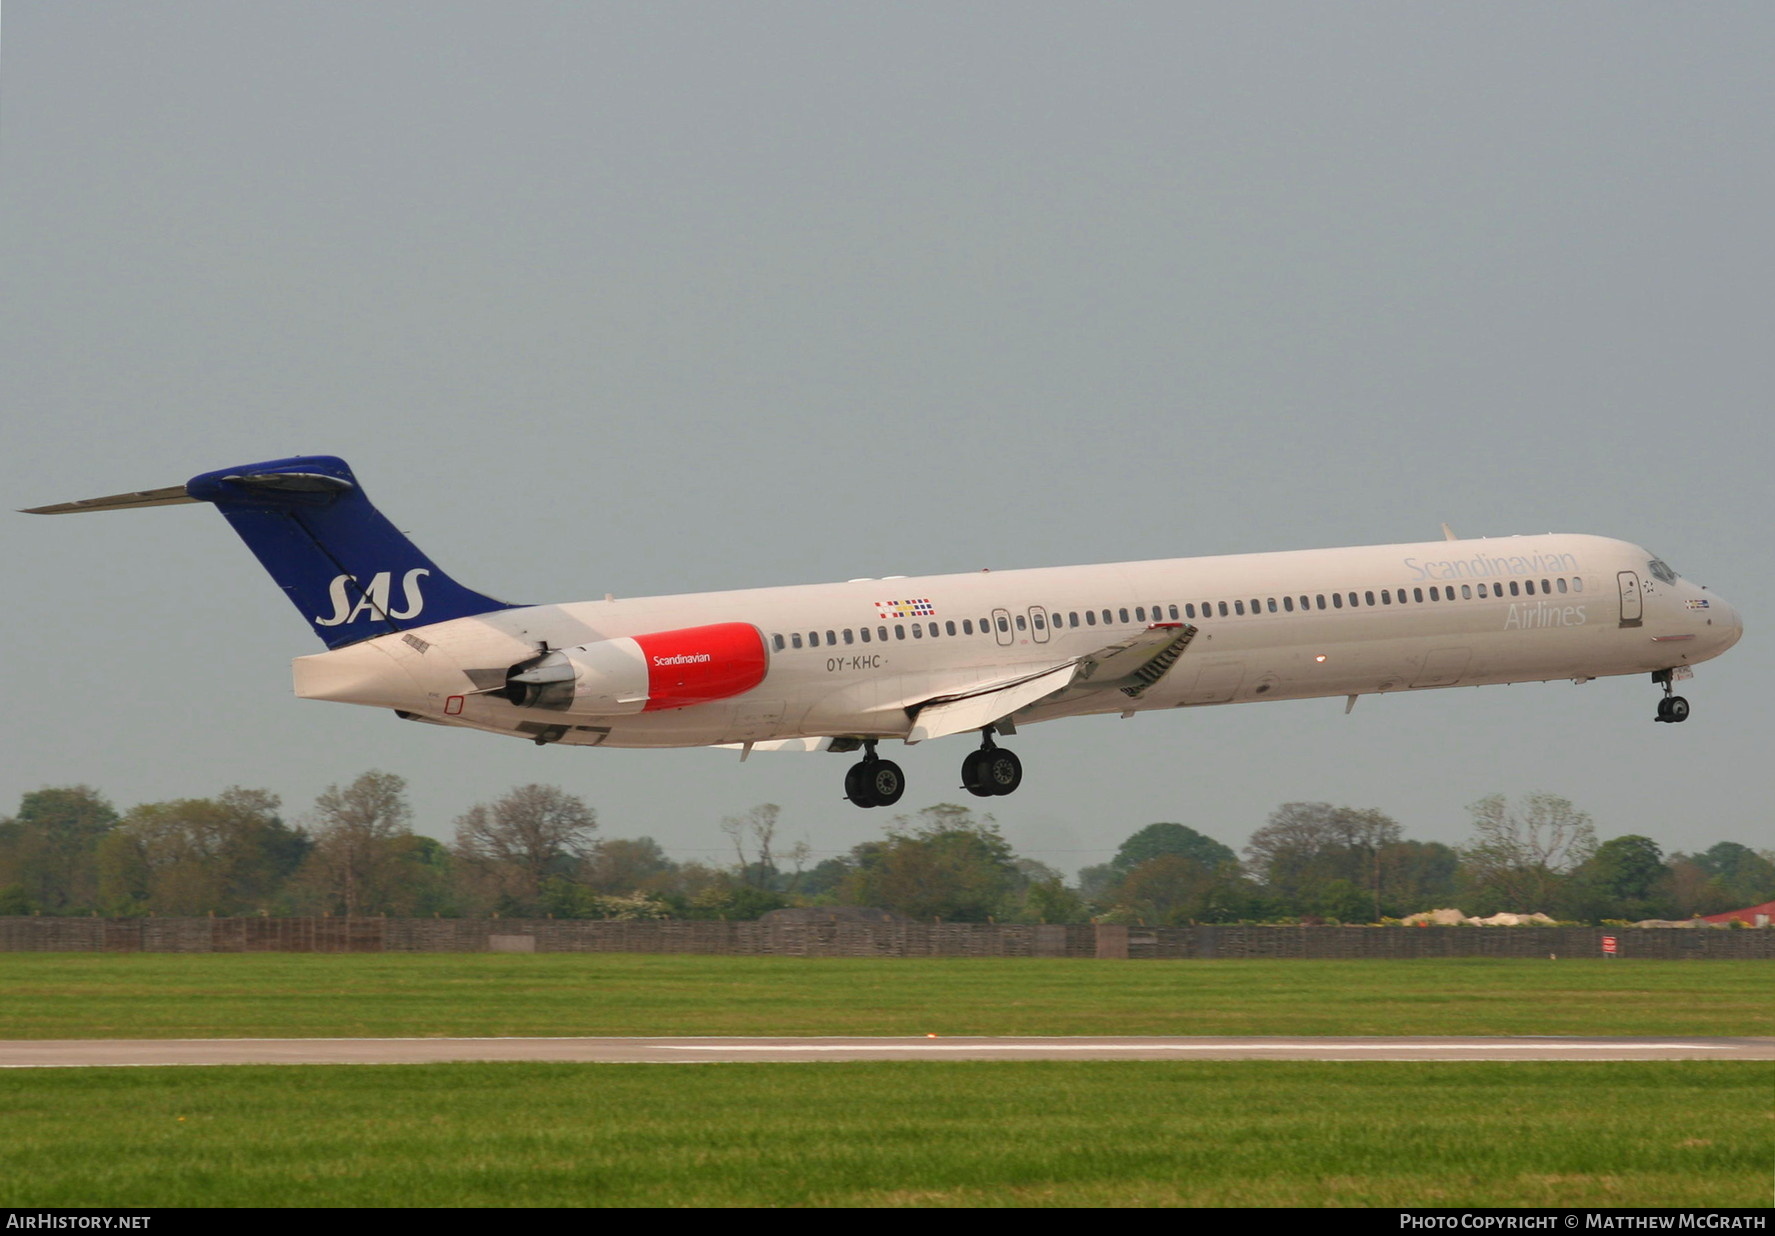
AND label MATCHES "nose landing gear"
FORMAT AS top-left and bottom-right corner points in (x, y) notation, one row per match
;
(1652, 670), (1690, 724)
